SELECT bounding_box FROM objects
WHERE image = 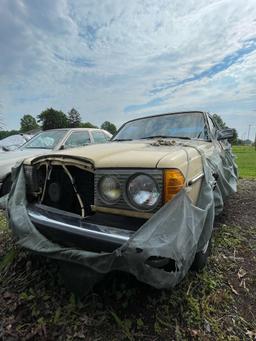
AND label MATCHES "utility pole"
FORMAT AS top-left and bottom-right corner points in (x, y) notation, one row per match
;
(250, 124), (256, 151)
(247, 124), (251, 140)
